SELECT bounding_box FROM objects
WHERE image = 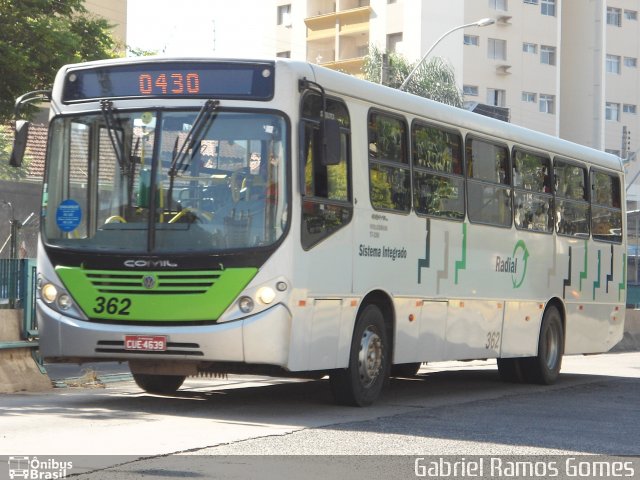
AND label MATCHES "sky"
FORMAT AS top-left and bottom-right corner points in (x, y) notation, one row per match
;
(126, 0), (275, 58)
